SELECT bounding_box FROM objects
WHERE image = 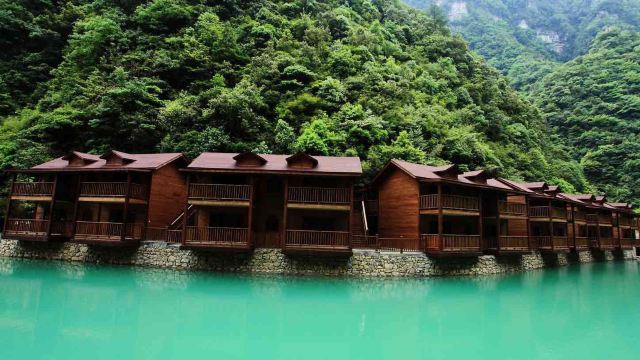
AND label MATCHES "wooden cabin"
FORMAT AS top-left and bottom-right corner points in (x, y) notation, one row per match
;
(3, 151), (187, 246)
(609, 203), (637, 250)
(371, 160), (530, 256)
(571, 195), (616, 250)
(506, 182), (569, 253)
(180, 152), (362, 254)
